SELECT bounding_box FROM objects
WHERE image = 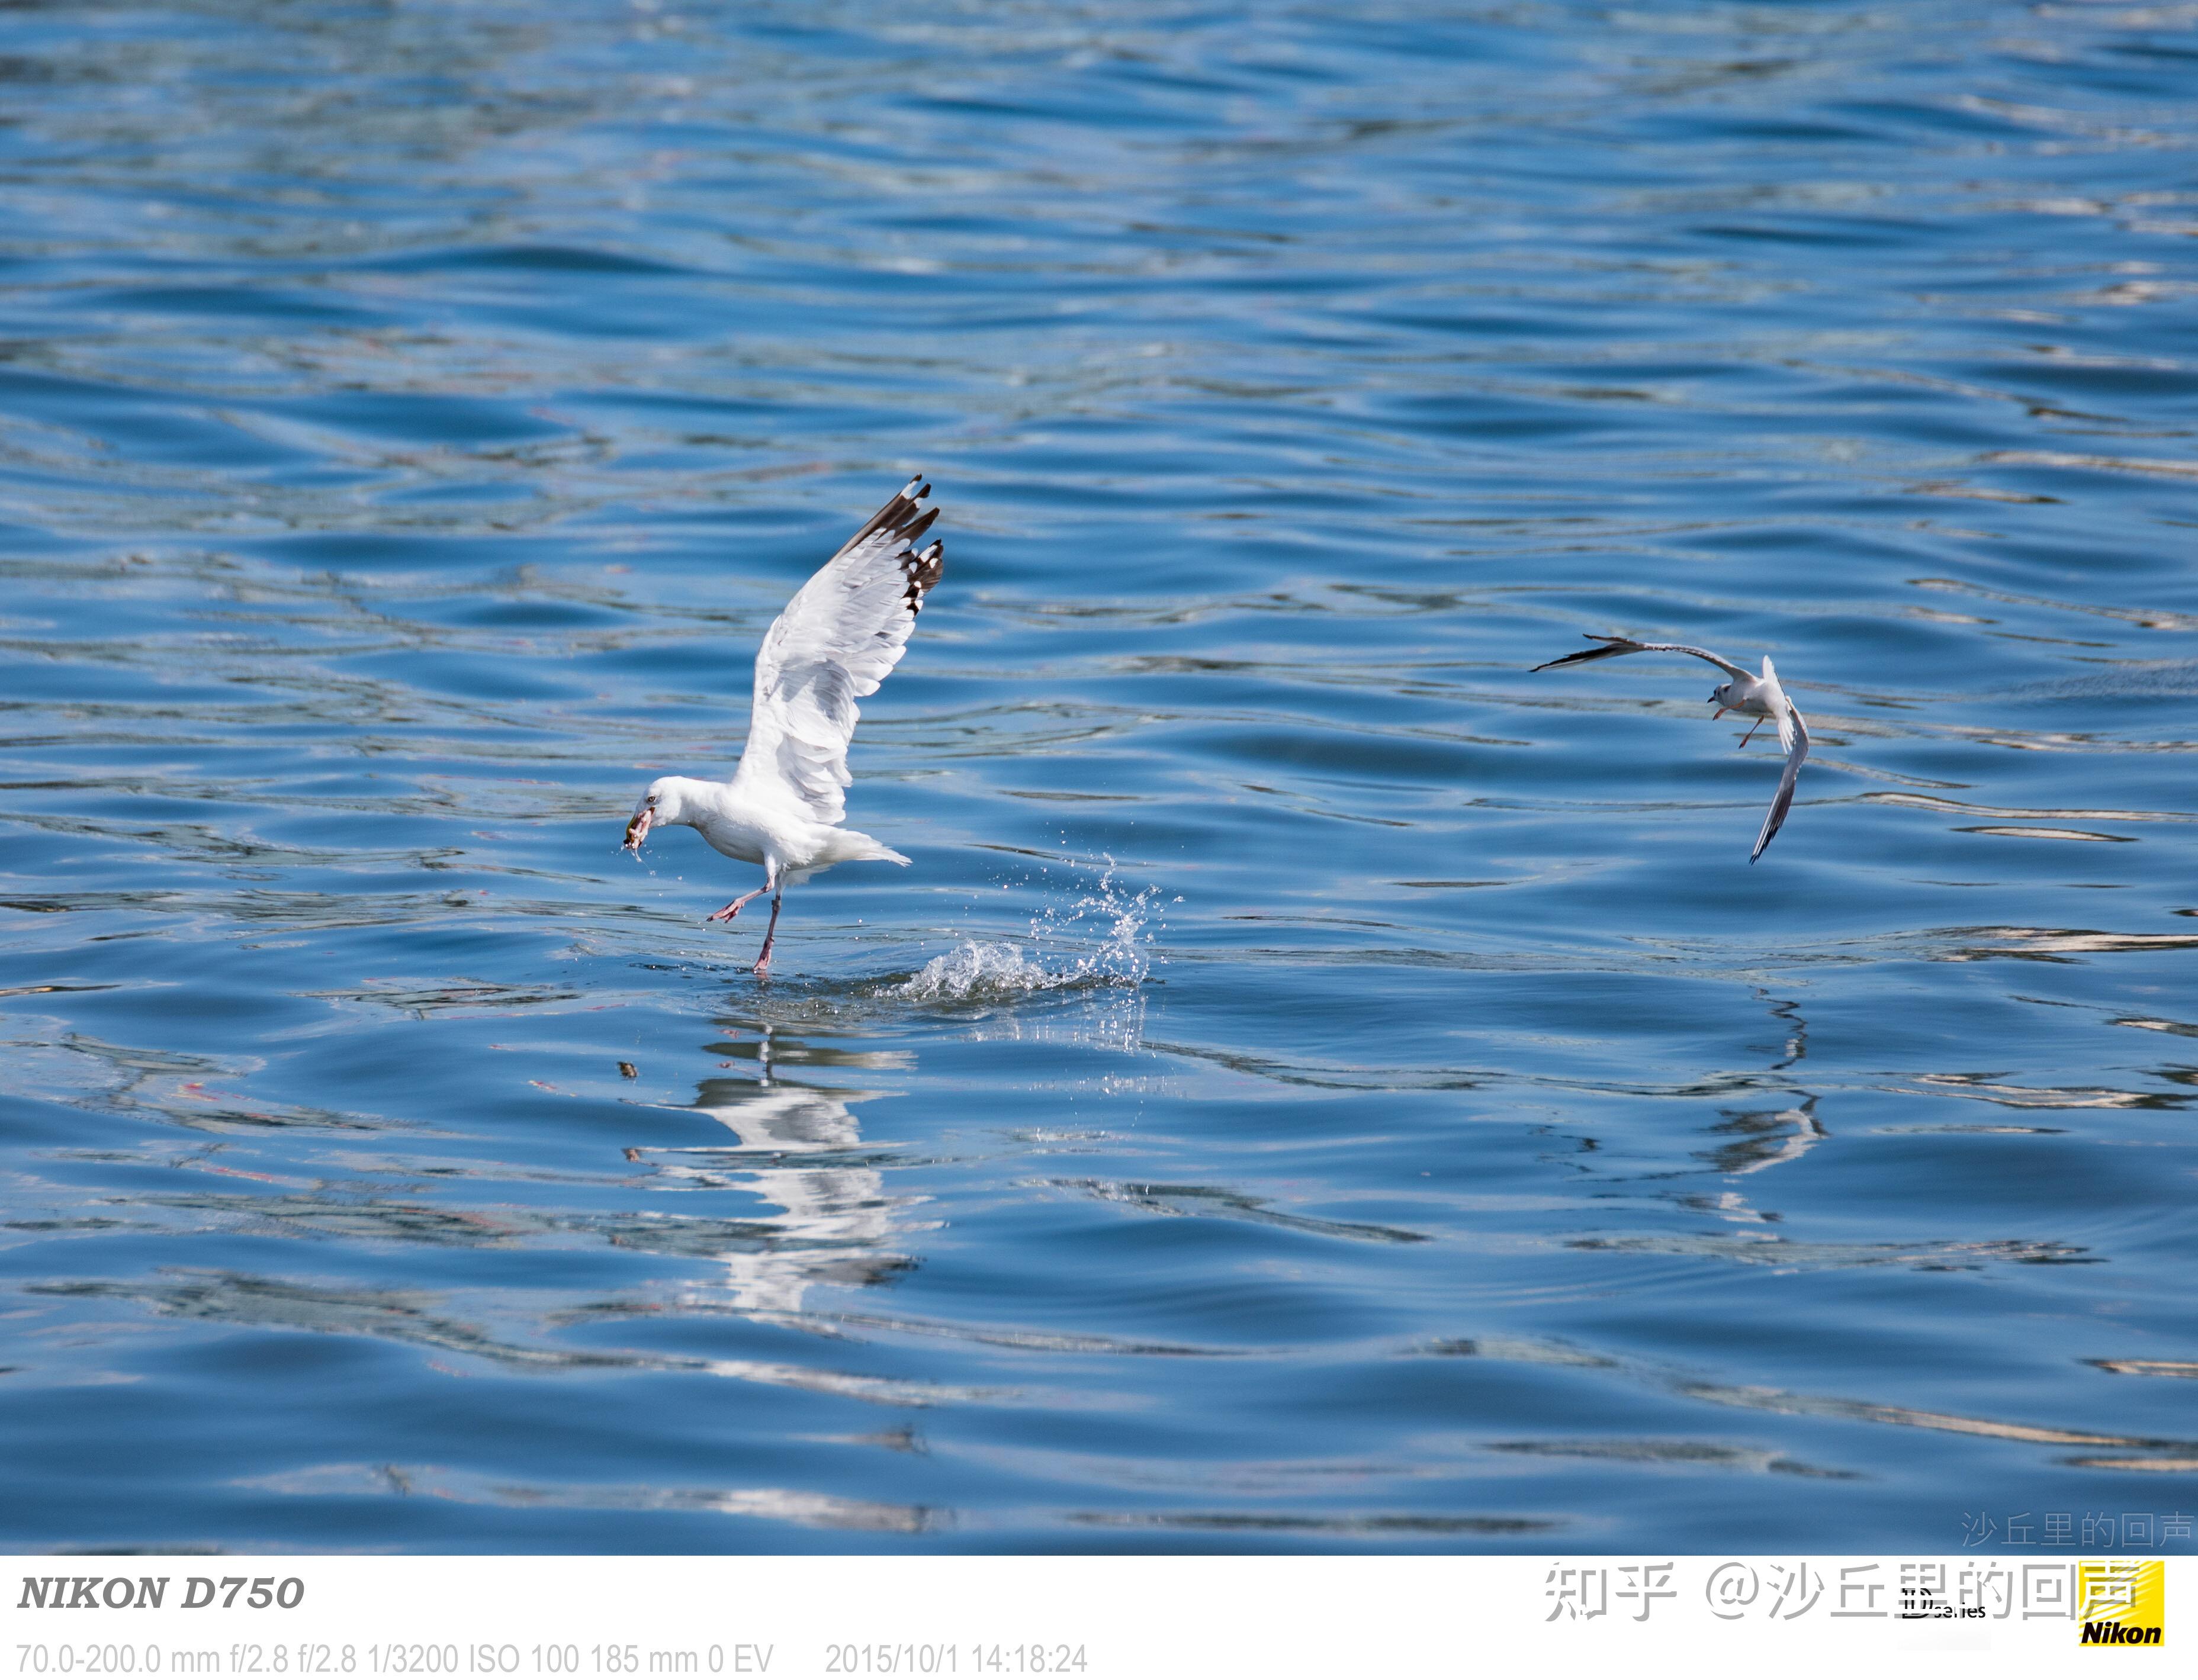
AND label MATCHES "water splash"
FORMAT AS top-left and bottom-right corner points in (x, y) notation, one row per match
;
(890, 862), (1161, 1004)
